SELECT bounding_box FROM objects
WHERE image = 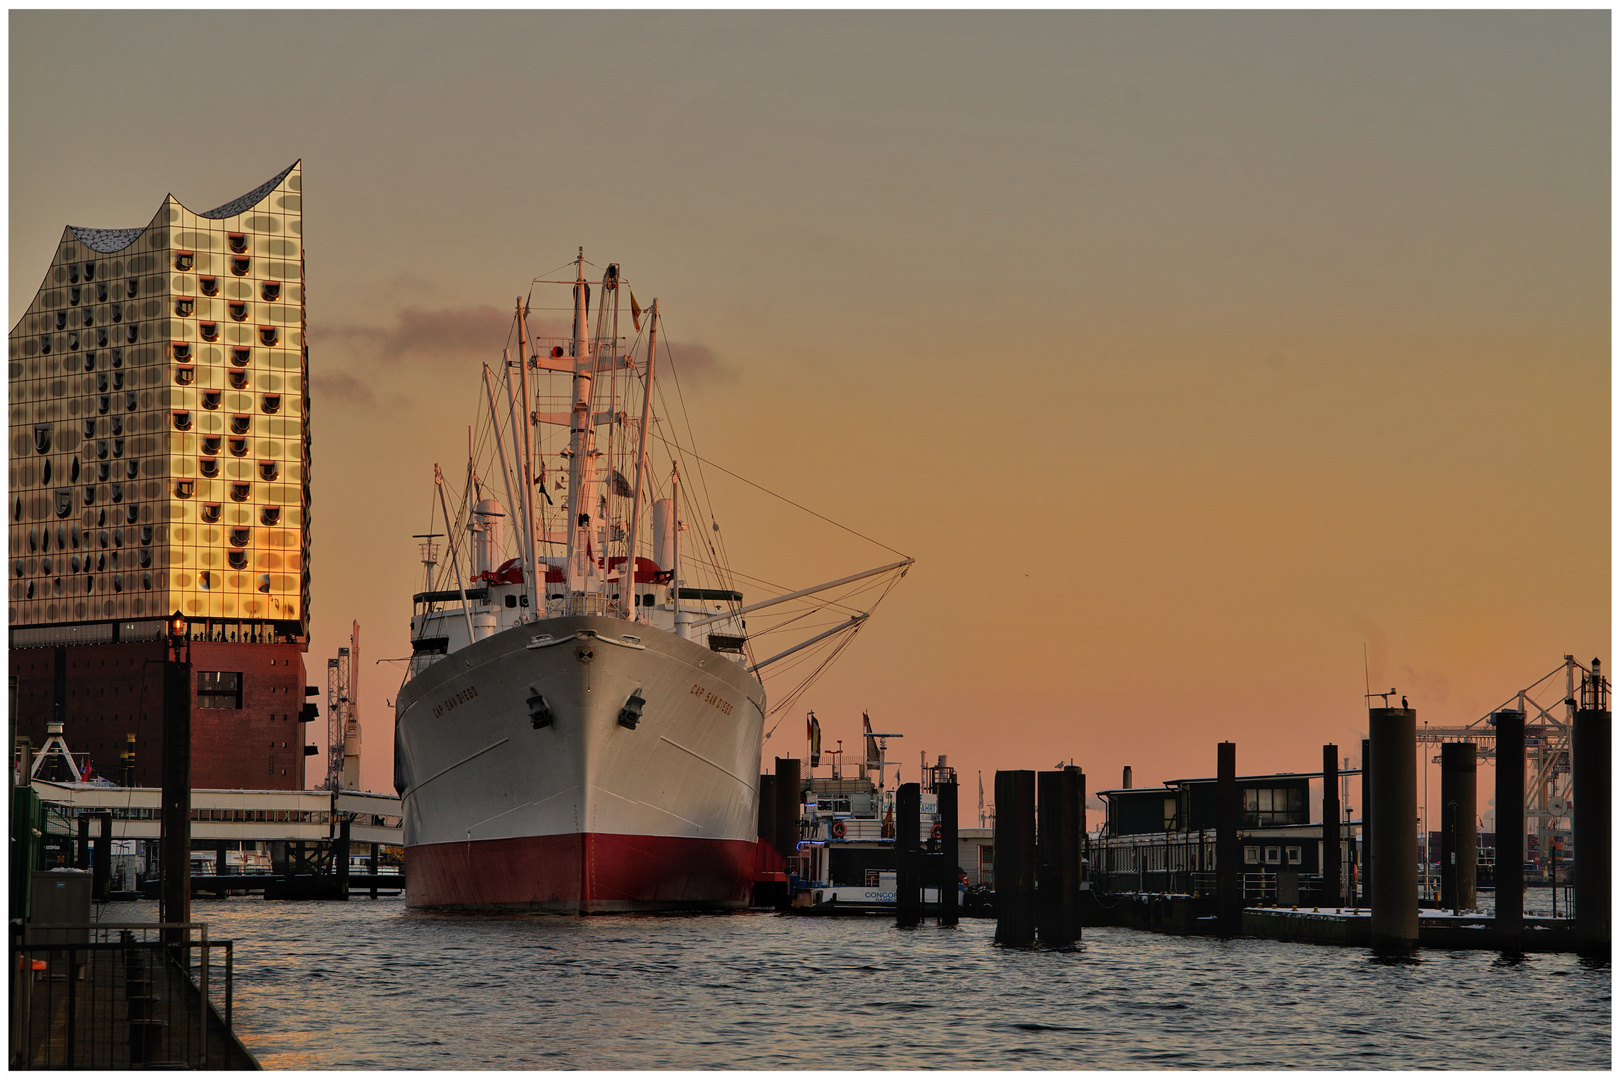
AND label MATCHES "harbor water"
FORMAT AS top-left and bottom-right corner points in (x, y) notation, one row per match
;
(104, 895), (1607, 1070)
